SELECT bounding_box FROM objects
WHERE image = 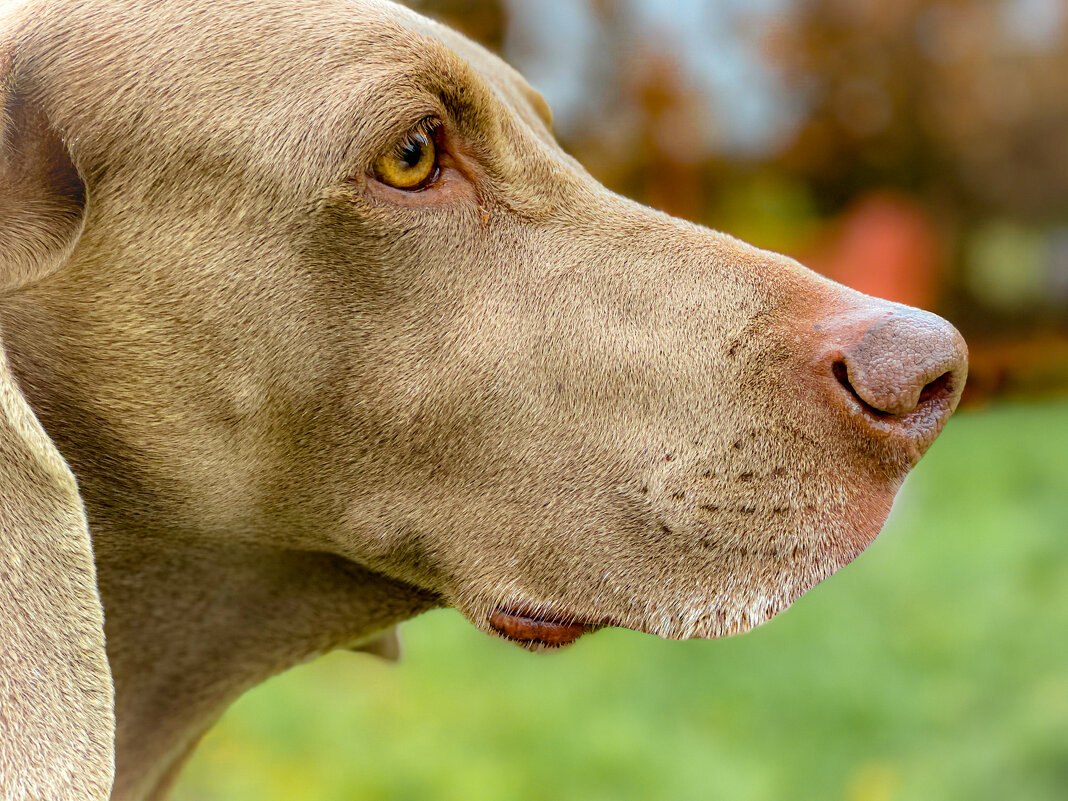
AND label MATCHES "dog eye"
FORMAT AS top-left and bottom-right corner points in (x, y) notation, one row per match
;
(374, 123), (440, 190)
